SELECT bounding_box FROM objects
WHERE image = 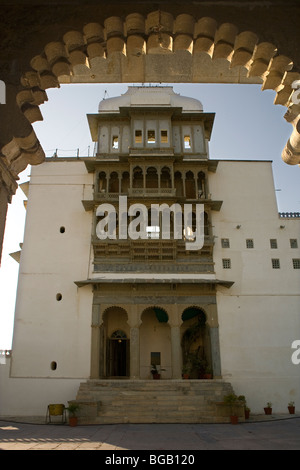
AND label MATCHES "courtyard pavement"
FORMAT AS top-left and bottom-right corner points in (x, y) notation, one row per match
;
(0, 414), (299, 451)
